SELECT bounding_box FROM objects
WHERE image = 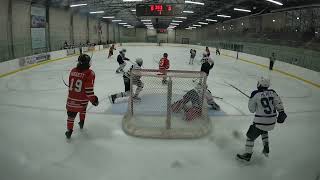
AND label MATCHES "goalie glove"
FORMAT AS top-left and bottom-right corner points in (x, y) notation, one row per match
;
(277, 111), (287, 123)
(92, 96), (99, 106)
